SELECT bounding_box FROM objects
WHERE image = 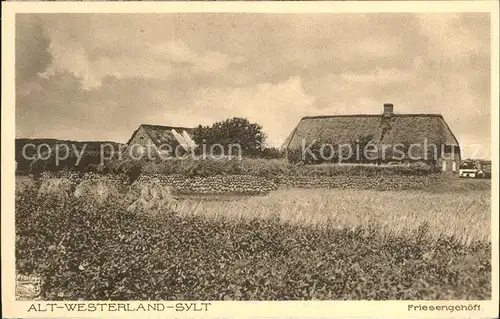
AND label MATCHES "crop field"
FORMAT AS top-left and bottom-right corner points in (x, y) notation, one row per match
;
(173, 188), (490, 244)
(15, 175), (491, 300)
